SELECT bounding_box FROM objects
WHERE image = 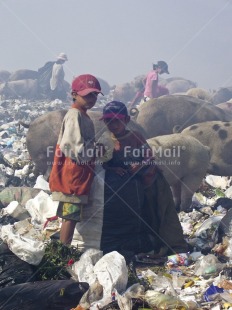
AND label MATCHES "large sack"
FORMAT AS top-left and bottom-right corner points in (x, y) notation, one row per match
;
(100, 170), (147, 254)
(73, 165), (151, 256)
(73, 166), (187, 256)
(73, 166), (105, 250)
(0, 279), (89, 310)
(143, 171), (188, 254)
